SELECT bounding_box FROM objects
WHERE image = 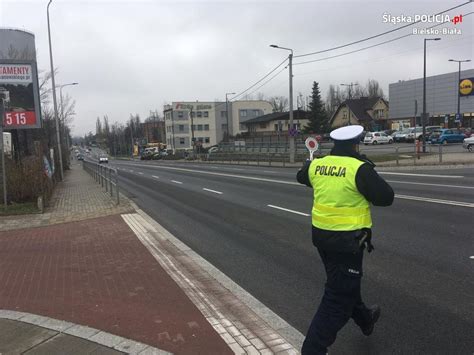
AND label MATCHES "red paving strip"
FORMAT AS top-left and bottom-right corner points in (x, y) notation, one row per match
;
(0, 214), (232, 355)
